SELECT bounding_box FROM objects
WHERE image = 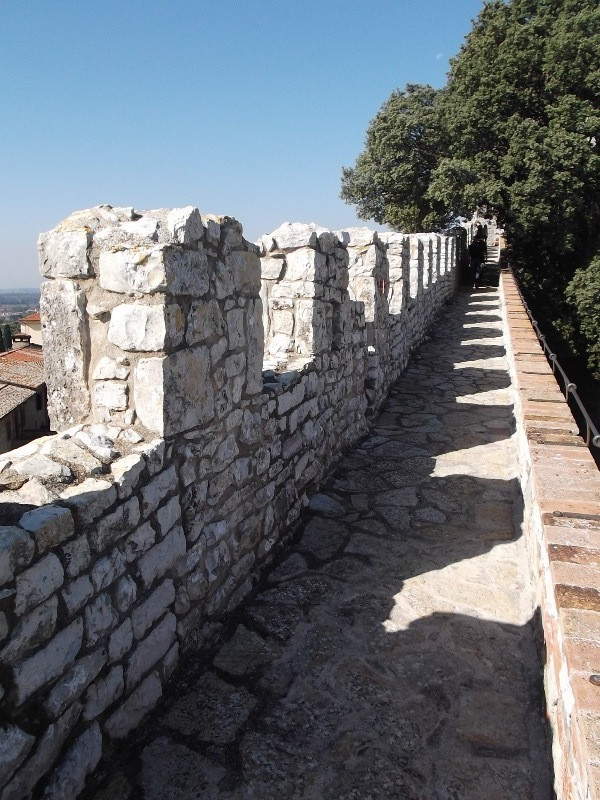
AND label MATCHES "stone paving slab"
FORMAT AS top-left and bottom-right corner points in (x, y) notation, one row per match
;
(84, 285), (552, 800)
